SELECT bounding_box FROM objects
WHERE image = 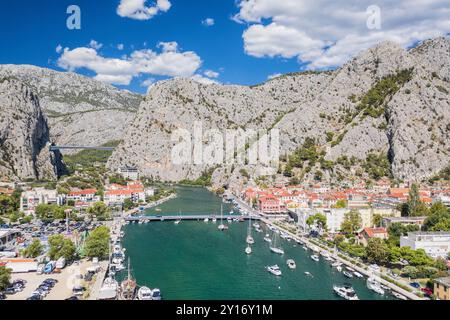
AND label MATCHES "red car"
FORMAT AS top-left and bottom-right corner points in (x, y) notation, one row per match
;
(421, 287), (433, 296)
